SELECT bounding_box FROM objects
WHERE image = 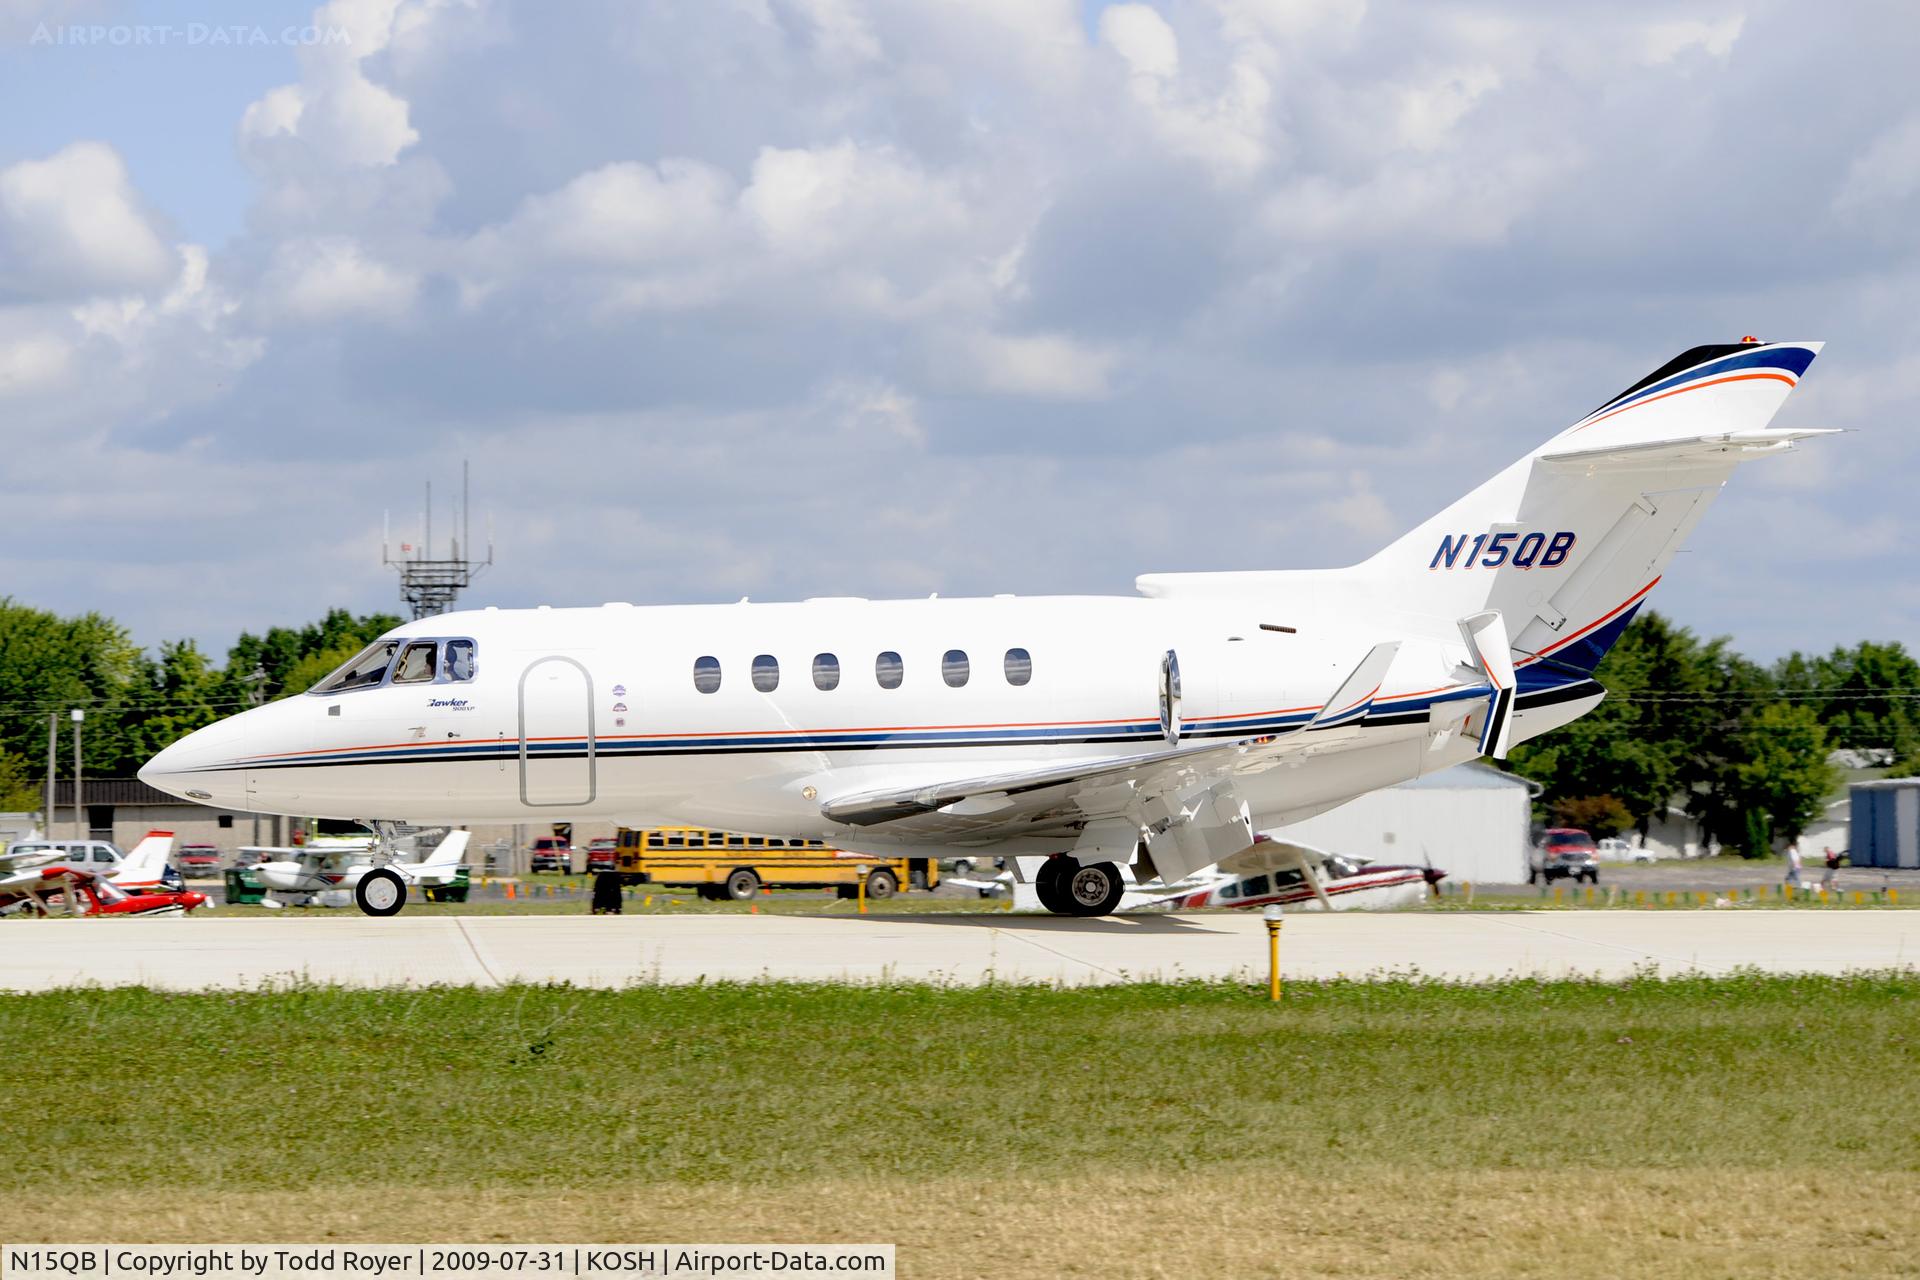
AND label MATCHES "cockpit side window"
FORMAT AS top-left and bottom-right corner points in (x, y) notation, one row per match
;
(312, 641), (400, 693)
(444, 639), (477, 682)
(391, 642), (439, 684)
